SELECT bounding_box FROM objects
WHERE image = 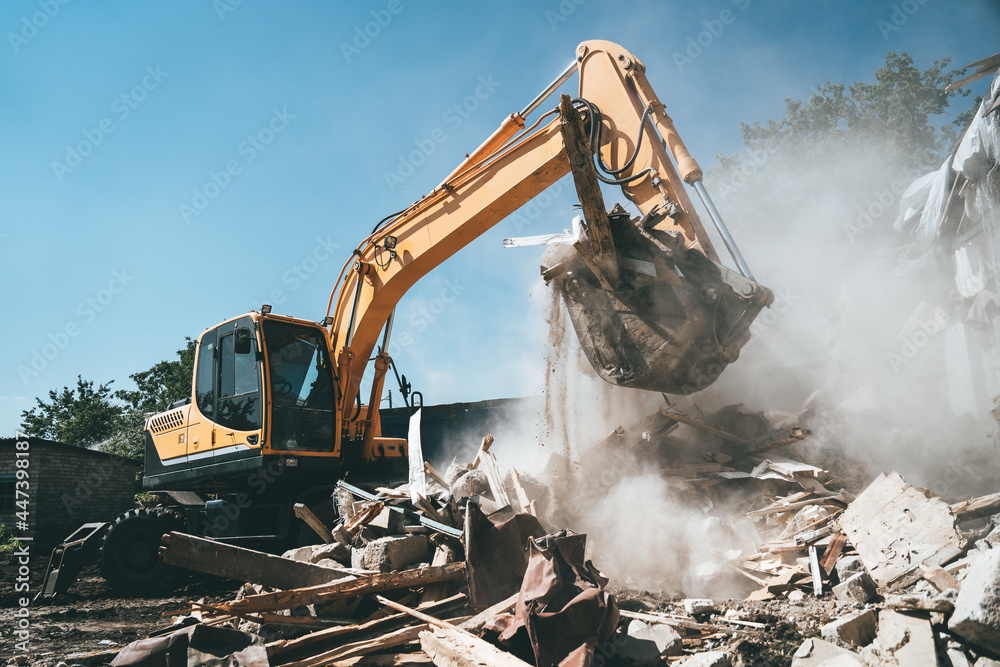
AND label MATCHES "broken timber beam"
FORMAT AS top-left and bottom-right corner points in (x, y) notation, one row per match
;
(293, 503), (334, 543)
(266, 593), (467, 660)
(951, 492), (1000, 521)
(558, 93), (619, 287)
(281, 624), (429, 667)
(221, 562), (467, 614)
(159, 532), (350, 590)
(421, 626), (533, 667)
(376, 596), (531, 667)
